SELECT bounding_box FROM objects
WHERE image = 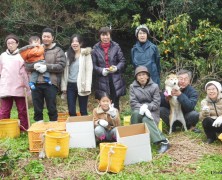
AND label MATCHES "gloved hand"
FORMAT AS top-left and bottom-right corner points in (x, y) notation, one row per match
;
(145, 109), (153, 120)
(102, 68), (109, 76)
(36, 64), (47, 73)
(139, 104), (148, 115)
(98, 119), (109, 128)
(202, 105), (210, 116)
(212, 116), (222, 127)
(107, 103), (117, 118)
(61, 91), (67, 100)
(108, 65), (117, 73)
(34, 62), (42, 69)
